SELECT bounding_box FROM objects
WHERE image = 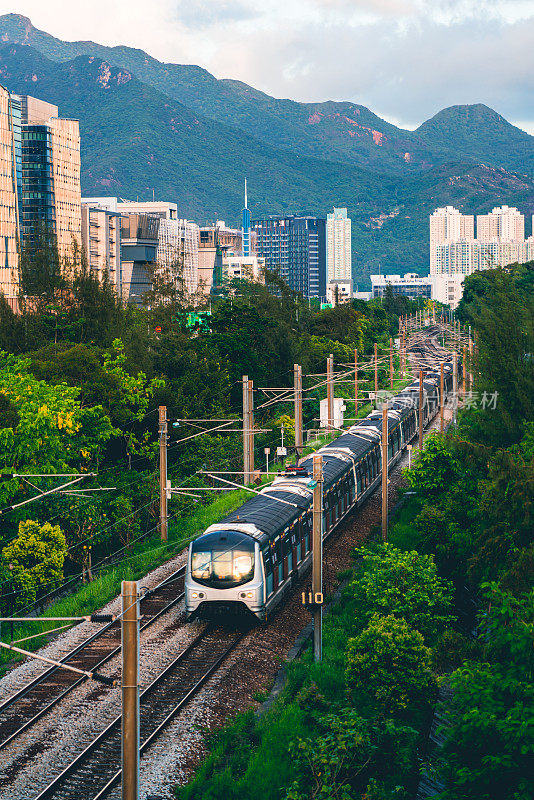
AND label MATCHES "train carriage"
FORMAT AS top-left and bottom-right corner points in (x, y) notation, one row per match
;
(185, 357), (451, 621)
